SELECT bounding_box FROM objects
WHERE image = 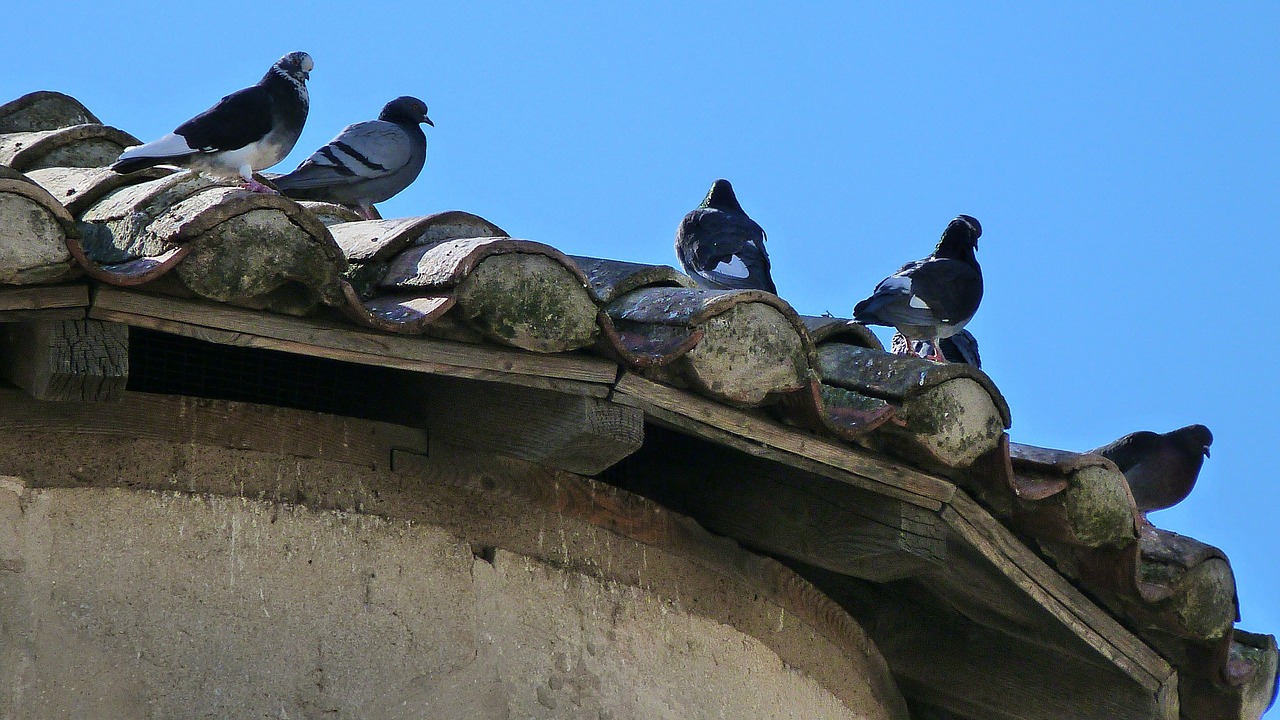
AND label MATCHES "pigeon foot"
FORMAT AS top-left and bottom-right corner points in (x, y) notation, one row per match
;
(924, 337), (946, 363)
(242, 178), (279, 194)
